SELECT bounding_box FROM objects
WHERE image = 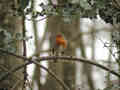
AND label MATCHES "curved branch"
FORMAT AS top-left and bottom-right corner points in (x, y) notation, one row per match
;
(0, 49), (70, 90)
(39, 64), (70, 90)
(0, 48), (120, 79)
(0, 62), (31, 82)
(37, 56), (120, 78)
(0, 61), (70, 90)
